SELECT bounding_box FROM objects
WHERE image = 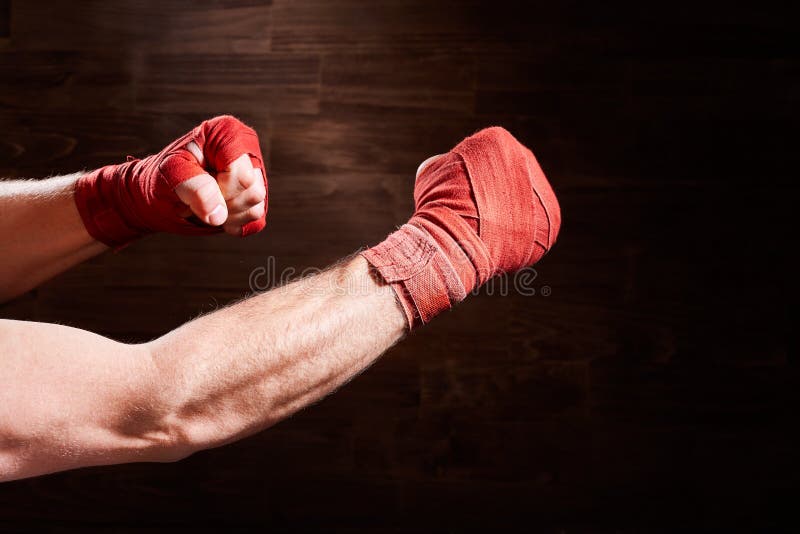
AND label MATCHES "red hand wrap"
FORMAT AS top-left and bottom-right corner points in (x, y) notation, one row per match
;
(74, 115), (268, 248)
(362, 127), (562, 329)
